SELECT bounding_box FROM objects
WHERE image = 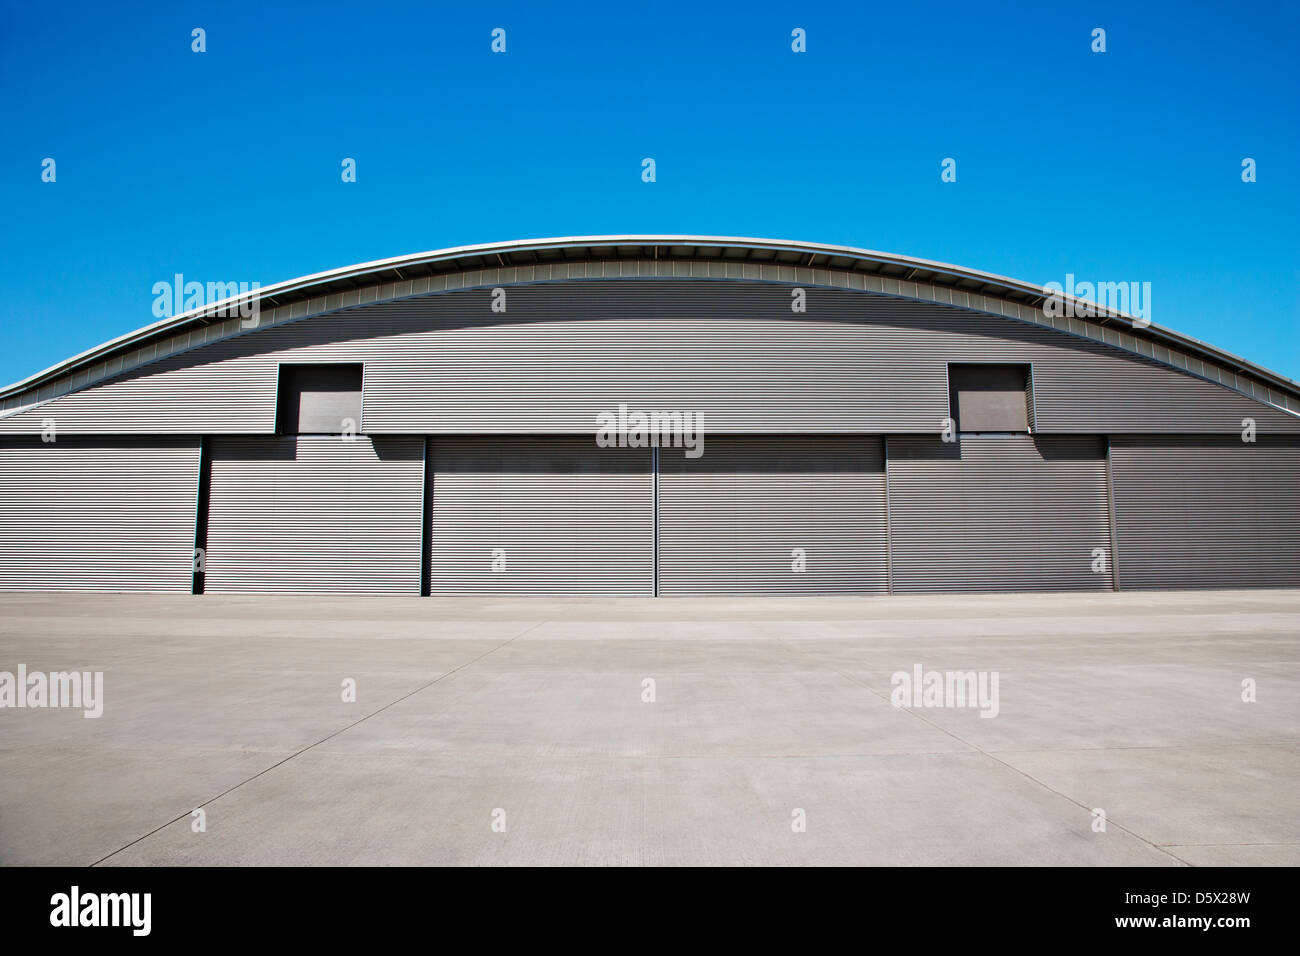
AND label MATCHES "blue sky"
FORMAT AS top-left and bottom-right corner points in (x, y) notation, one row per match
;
(2, 0), (1296, 386)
